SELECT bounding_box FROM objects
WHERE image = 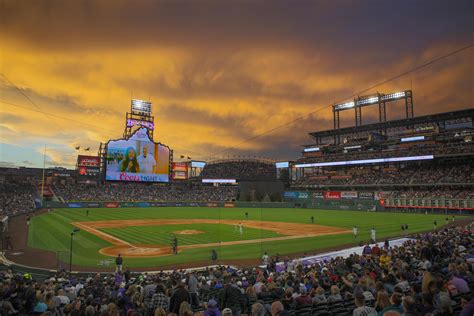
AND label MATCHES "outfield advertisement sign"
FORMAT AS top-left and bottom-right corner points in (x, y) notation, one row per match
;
(67, 203), (83, 208)
(312, 192), (324, 199)
(284, 191), (310, 199)
(358, 192), (375, 200)
(341, 191), (358, 199)
(104, 202), (120, 208)
(324, 191), (341, 200)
